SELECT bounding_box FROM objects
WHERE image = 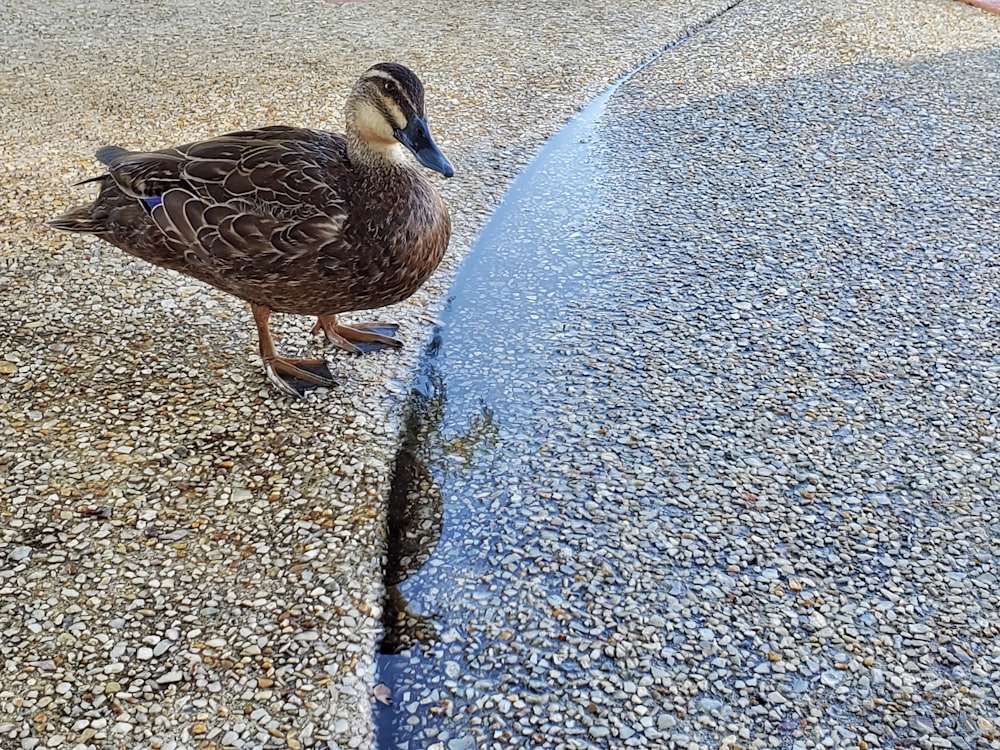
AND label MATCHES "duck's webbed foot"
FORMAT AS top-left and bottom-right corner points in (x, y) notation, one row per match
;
(263, 356), (338, 399)
(312, 314), (402, 354)
(252, 302), (337, 398)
